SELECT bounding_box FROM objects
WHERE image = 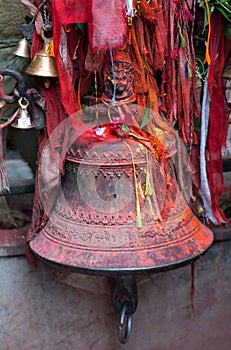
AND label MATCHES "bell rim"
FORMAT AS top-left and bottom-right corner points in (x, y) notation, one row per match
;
(31, 246), (211, 276)
(29, 217), (213, 275)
